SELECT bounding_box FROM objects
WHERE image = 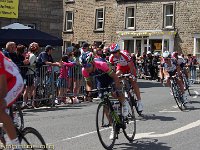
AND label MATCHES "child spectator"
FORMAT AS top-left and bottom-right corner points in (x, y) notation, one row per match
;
(56, 55), (76, 104)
